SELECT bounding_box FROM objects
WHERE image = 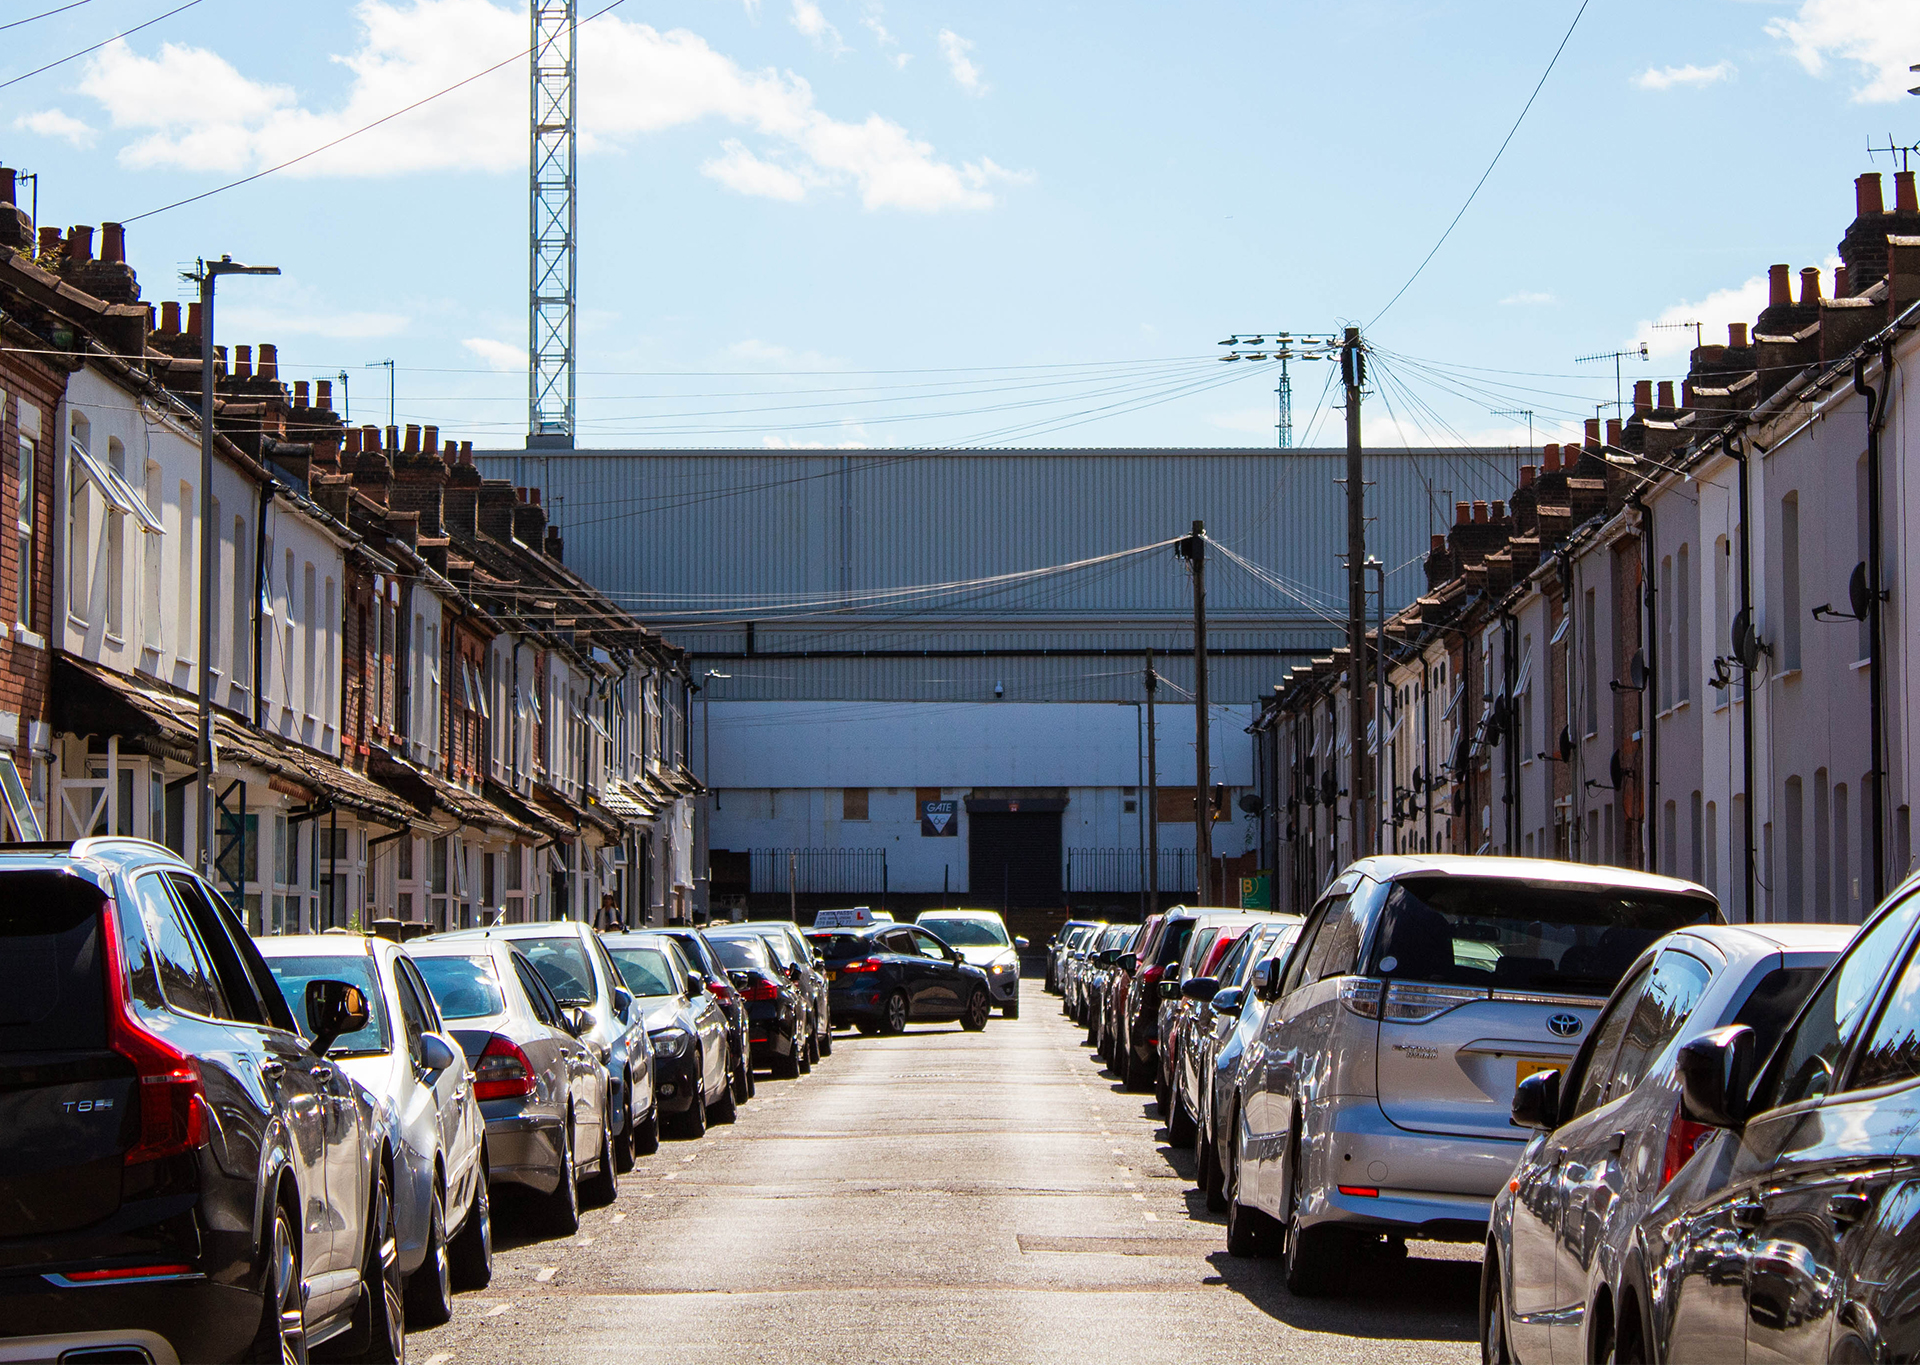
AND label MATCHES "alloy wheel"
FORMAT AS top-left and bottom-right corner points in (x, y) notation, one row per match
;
(885, 991), (909, 1034)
